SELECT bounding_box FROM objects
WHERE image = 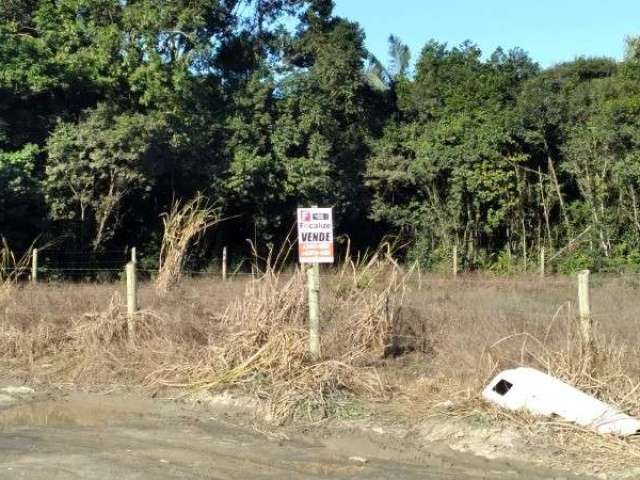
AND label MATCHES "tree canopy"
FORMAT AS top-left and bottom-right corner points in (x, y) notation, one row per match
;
(2, 1), (640, 273)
